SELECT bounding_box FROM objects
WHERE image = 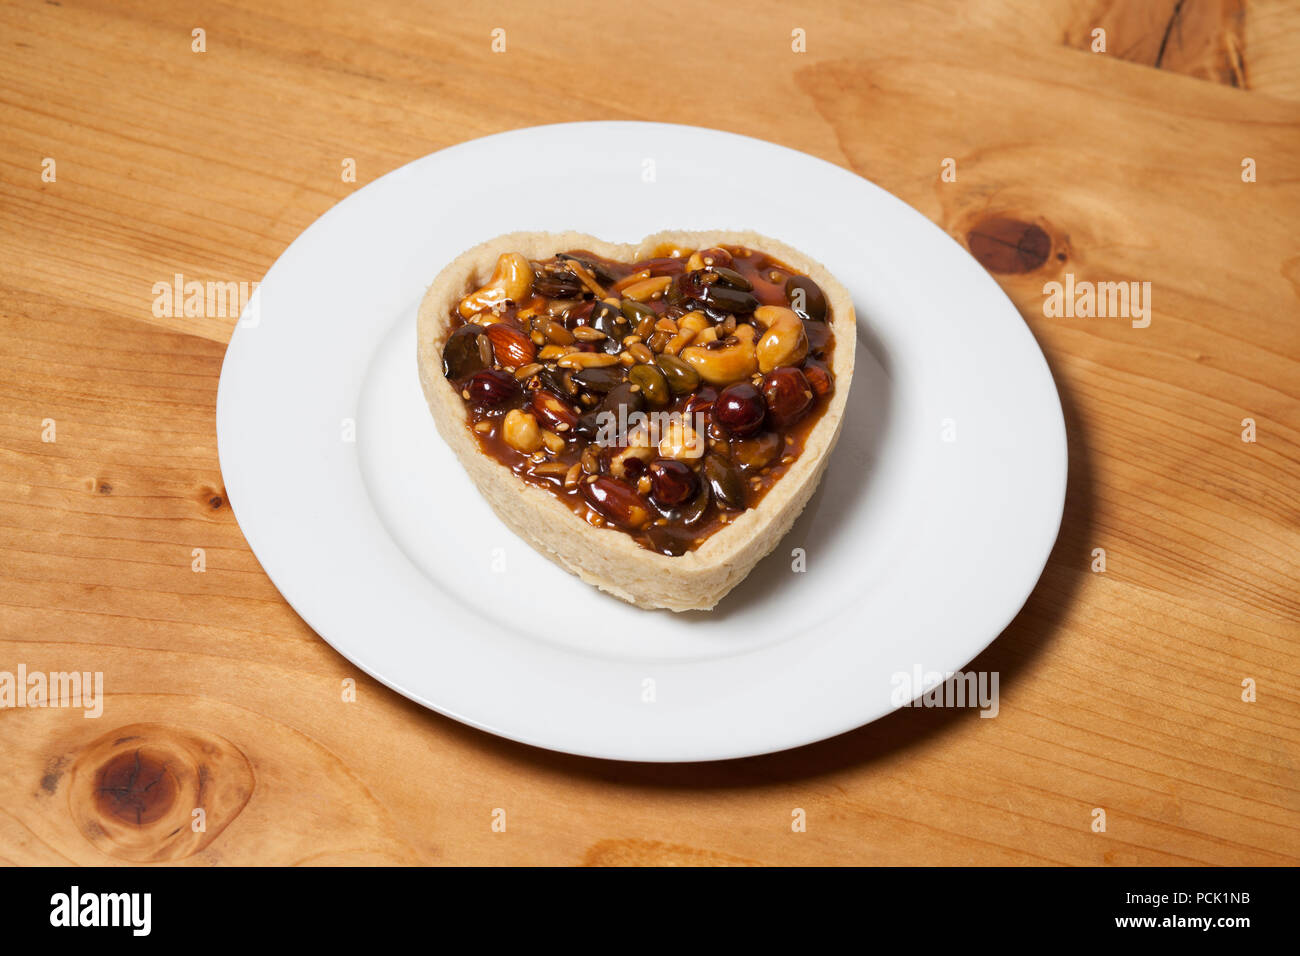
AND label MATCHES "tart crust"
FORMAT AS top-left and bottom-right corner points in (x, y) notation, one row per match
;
(417, 230), (856, 612)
